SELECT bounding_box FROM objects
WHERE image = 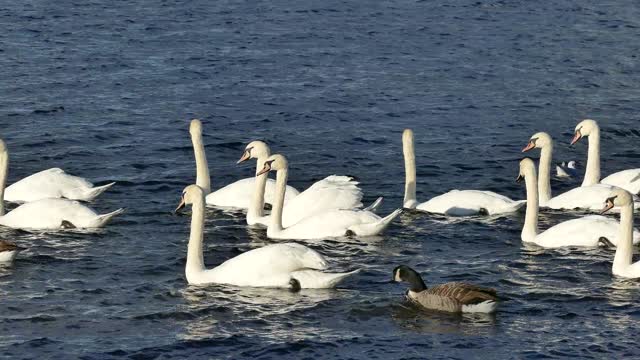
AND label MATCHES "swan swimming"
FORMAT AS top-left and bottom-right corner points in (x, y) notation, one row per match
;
(175, 184), (359, 288)
(402, 129), (524, 216)
(601, 189), (640, 278)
